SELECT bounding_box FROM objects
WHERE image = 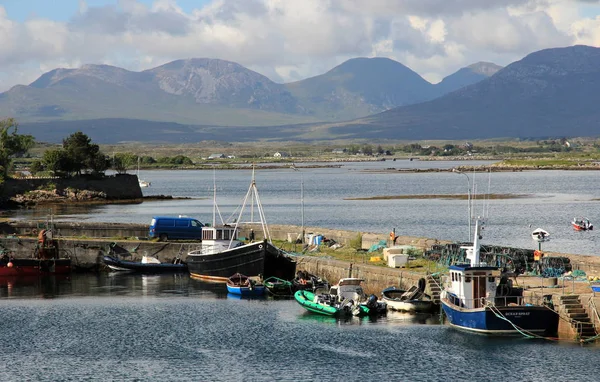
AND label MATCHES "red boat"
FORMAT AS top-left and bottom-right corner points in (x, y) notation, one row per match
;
(0, 229), (71, 276)
(572, 217), (593, 231)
